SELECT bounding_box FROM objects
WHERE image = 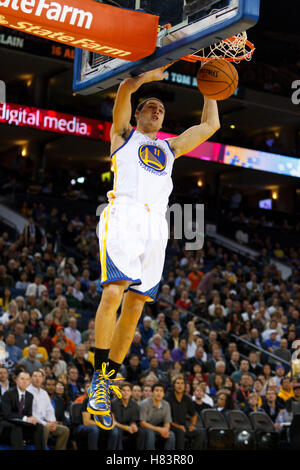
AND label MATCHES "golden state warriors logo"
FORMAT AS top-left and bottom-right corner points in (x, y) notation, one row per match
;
(138, 144), (167, 173)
